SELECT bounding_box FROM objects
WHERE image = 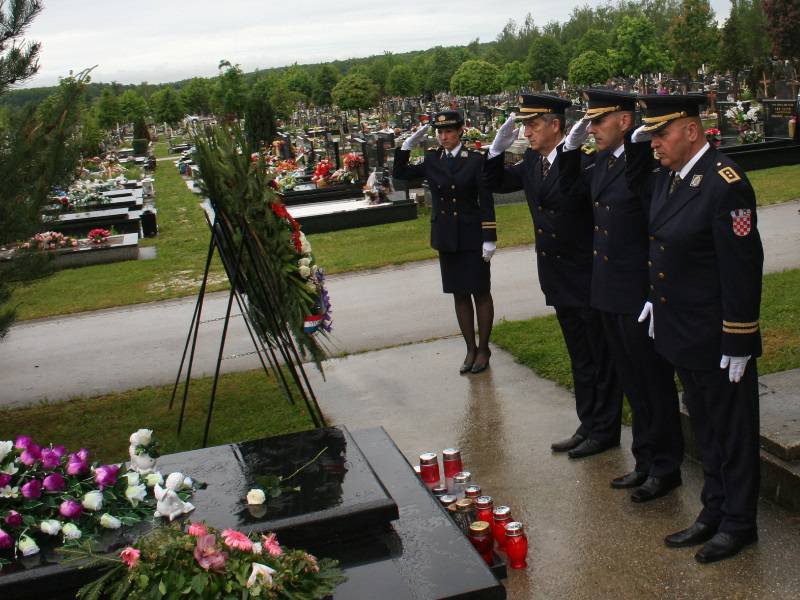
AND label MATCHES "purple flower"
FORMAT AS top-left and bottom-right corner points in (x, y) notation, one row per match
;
(4, 511), (22, 528)
(19, 444), (41, 467)
(66, 452), (89, 476)
(94, 464), (120, 490)
(21, 479), (42, 499)
(52, 445), (67, 458)
(59, 499), (83, 520)
(43, 473), (66, 492)
(0, 474), (10, 487)
(14, 436), (32, 450)
(40, 448), (61, 470)
(0, 528), (12, 550)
